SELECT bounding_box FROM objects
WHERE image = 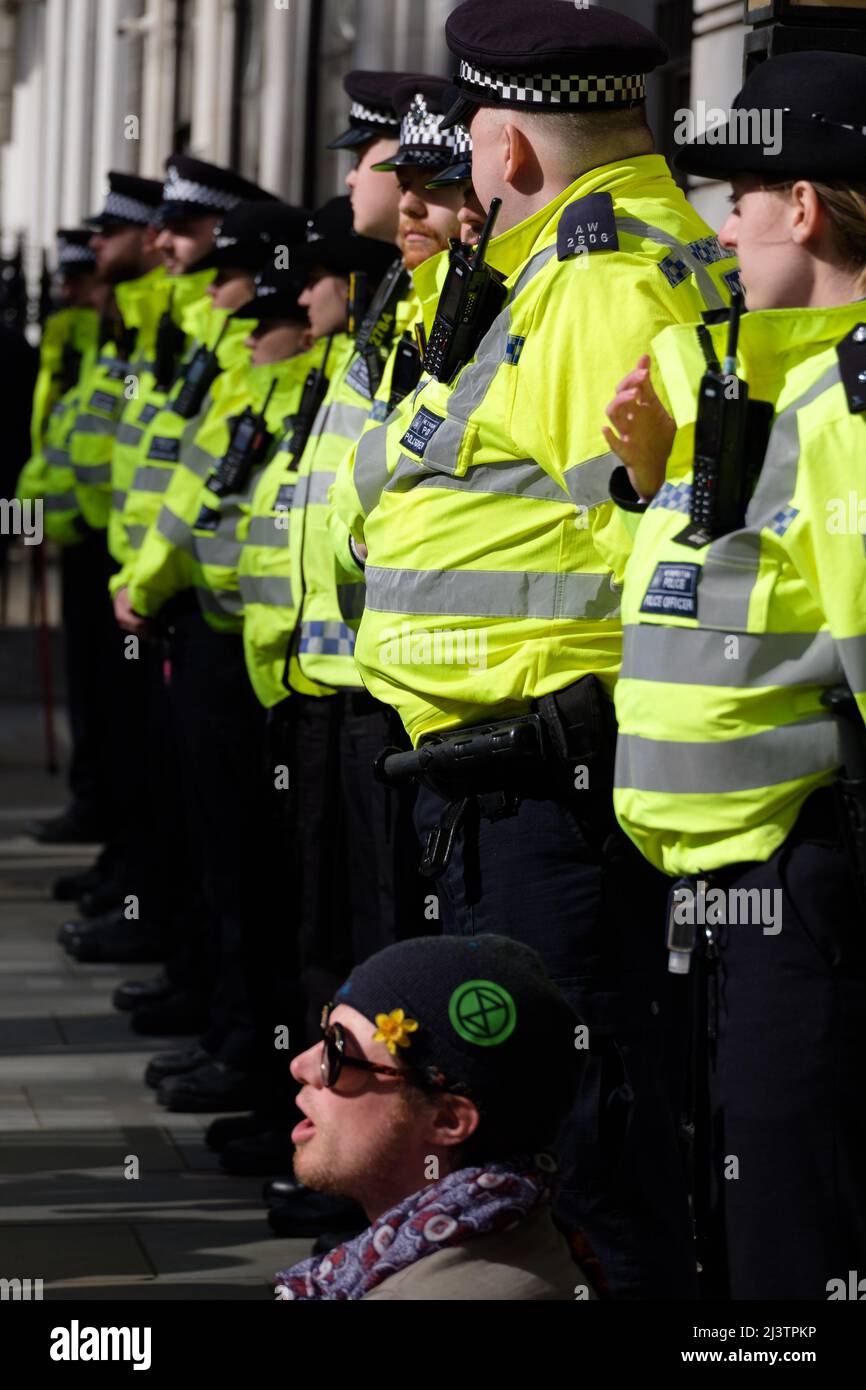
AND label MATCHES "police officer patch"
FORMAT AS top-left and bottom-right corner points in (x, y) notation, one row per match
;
(400, 405), (444, 456)
(274, 483), (295, 511)
(139, 403), (159, 425)
(557, 192), (619, 261)
(88, 389), (118, 414)
(640, 562), (700, 618)
(147, 436), (180, 463)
